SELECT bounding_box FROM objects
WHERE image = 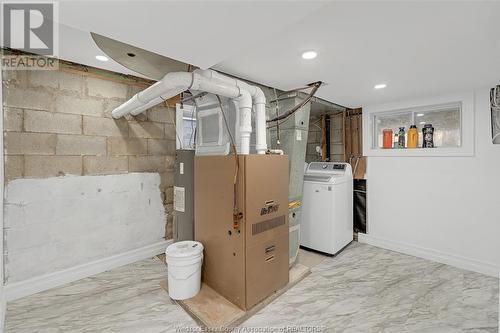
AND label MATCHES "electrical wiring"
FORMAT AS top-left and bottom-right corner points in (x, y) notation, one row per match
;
(188, 100), (197, 148)
(267, 81), (322, 130)
(267, 81), (322, 124)
(215, 95), (241, 229)
(273, 87), (281, 146)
